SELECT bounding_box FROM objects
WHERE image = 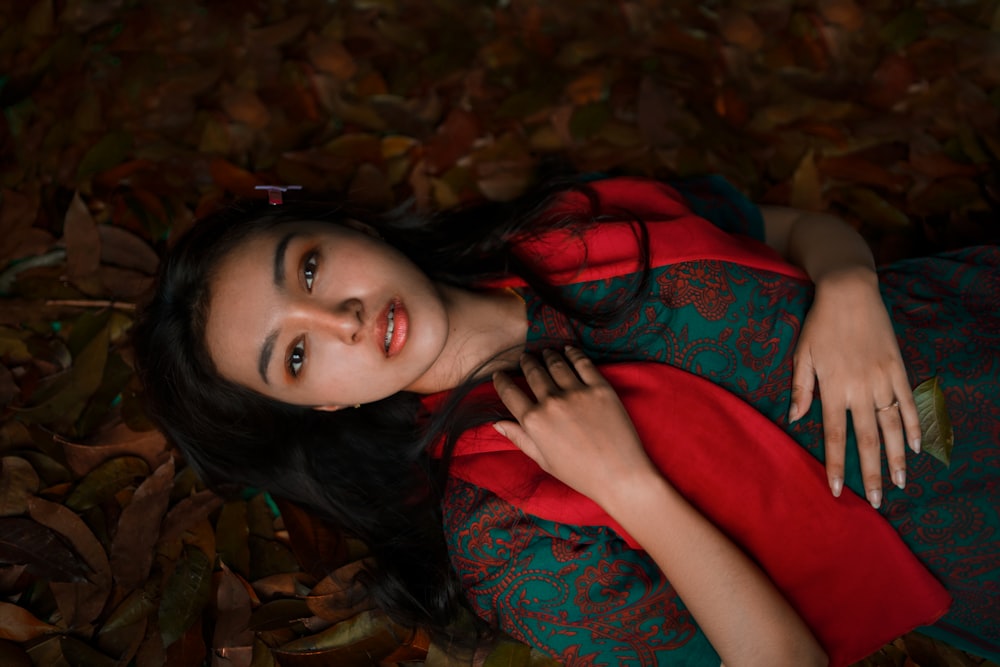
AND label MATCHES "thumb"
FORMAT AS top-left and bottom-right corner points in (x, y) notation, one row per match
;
(789, 352), (816, 423)
(493, 421), (542, 462)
